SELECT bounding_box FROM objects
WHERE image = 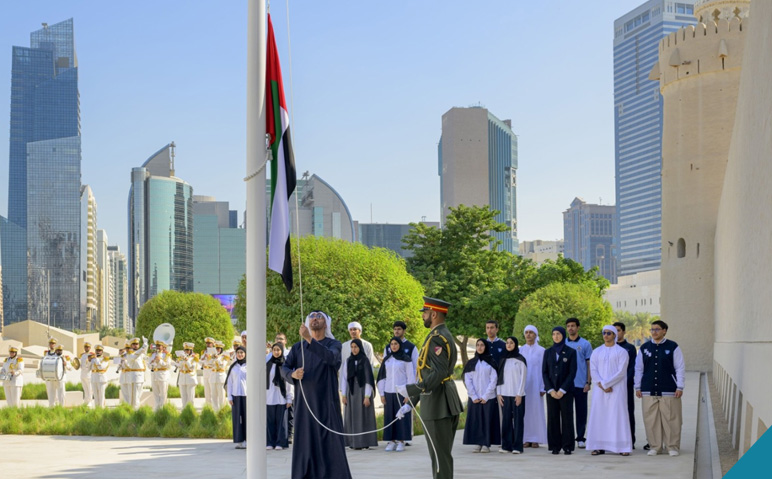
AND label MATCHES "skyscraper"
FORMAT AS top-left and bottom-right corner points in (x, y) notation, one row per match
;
(193, 196), (245, 295)
(80, 185), (97, 330)
(613, 1), (696, 277)
(128, 143), (194, 322)
(563, 198), (616, 282)
(108, 245), (130, 334)
(438, 107), (518, 254)
(2, 19), (82, 329)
